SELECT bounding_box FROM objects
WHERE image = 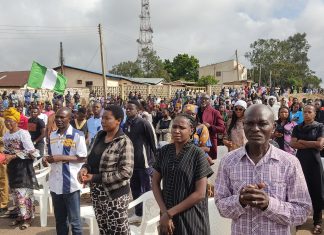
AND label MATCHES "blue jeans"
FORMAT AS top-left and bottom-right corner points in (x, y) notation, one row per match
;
(51, 190), (82, 235)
